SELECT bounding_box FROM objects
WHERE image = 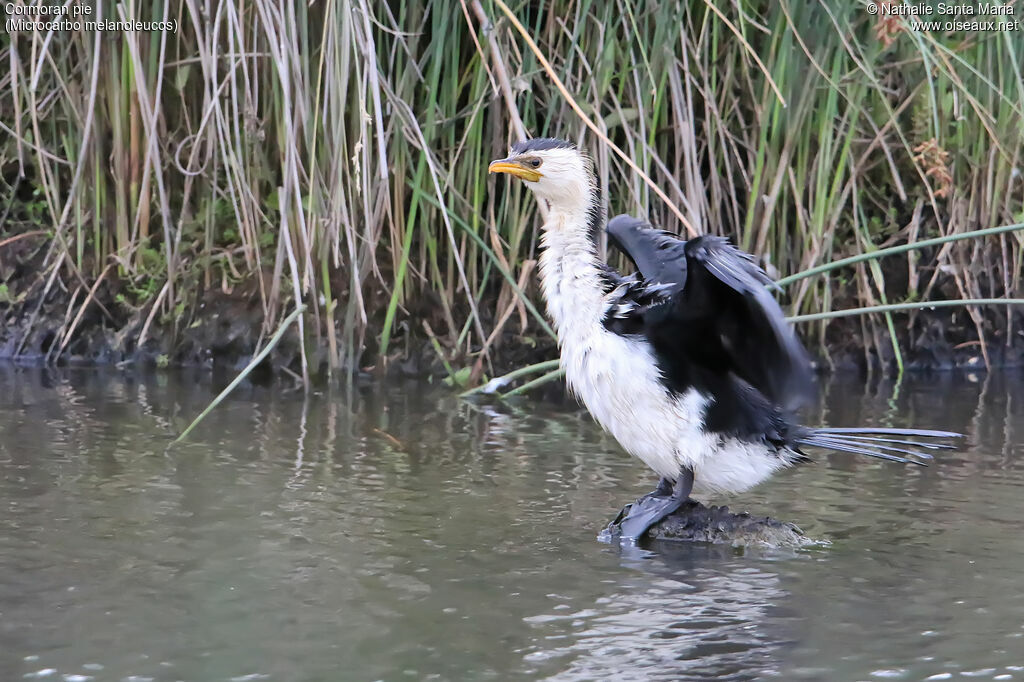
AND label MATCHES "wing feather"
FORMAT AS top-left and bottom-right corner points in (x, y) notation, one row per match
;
(605, 215), (813, 412)
(606, 215), (688, 294)
(675, 235), (813, 411)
